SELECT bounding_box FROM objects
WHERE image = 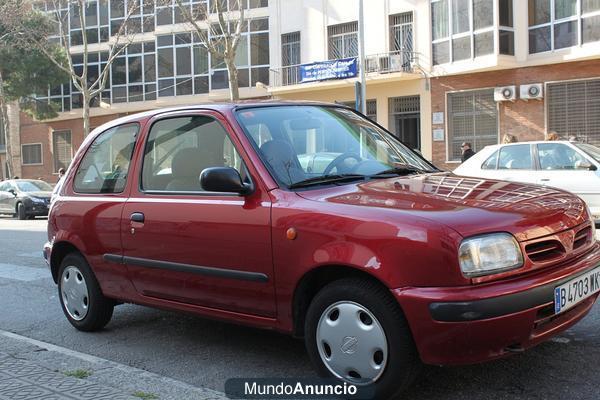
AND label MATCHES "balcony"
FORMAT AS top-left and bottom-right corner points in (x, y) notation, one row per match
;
(270, 50), (419, 88)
